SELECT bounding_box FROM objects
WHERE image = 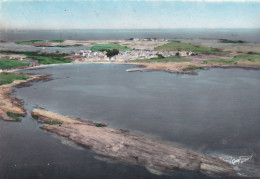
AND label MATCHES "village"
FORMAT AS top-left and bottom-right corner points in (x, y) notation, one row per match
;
(71, 49), (198, 62)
